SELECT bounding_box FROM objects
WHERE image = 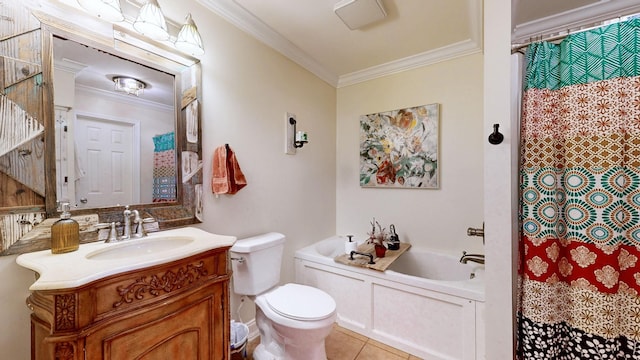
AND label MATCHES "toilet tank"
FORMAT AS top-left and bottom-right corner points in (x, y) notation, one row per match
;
(230, 232), (285, 295)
